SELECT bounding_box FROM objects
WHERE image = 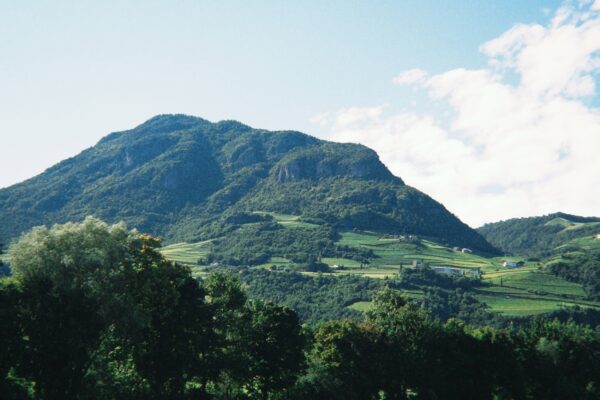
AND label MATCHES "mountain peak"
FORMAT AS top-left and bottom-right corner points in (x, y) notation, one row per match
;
(0, 115), (496, 253)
